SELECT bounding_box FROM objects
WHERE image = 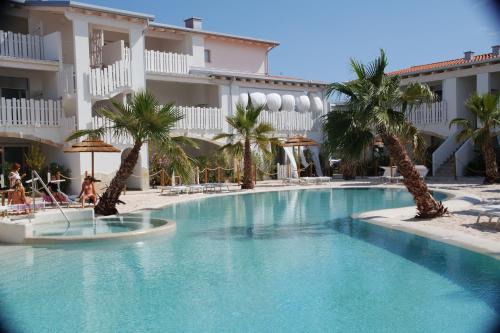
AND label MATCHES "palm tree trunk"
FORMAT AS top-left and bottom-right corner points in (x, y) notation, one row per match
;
(95, 141), (142, 215)
(242, 138), (253, 189)
(482, 141), (498, 184)
(341, 160), (356, 180)
(381, 133), (448, 218)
